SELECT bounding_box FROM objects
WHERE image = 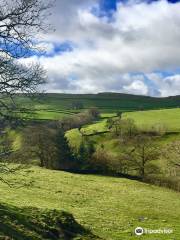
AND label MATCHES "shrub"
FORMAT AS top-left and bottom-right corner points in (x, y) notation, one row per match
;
(91, 148), (114, 174)
(144, 175), (180, 192)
